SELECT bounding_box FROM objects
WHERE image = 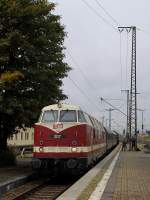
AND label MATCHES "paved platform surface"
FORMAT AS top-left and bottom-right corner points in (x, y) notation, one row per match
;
(0, 158), (32, 184)
(0, 158), (32, 196)
(101, 151), (150, 200)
